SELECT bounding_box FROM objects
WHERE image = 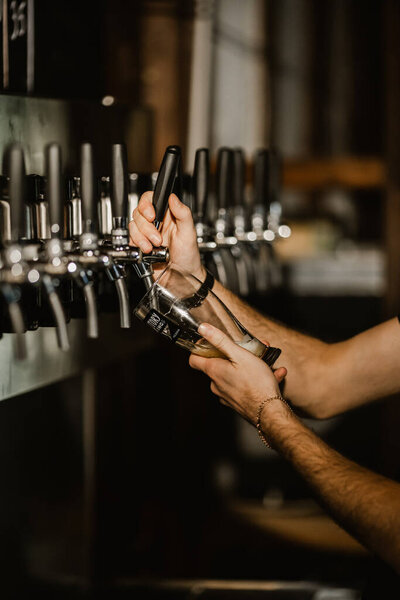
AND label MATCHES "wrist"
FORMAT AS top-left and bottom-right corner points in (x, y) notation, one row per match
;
(193, 264), (207, 282)
(258, 396), (295, 449)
